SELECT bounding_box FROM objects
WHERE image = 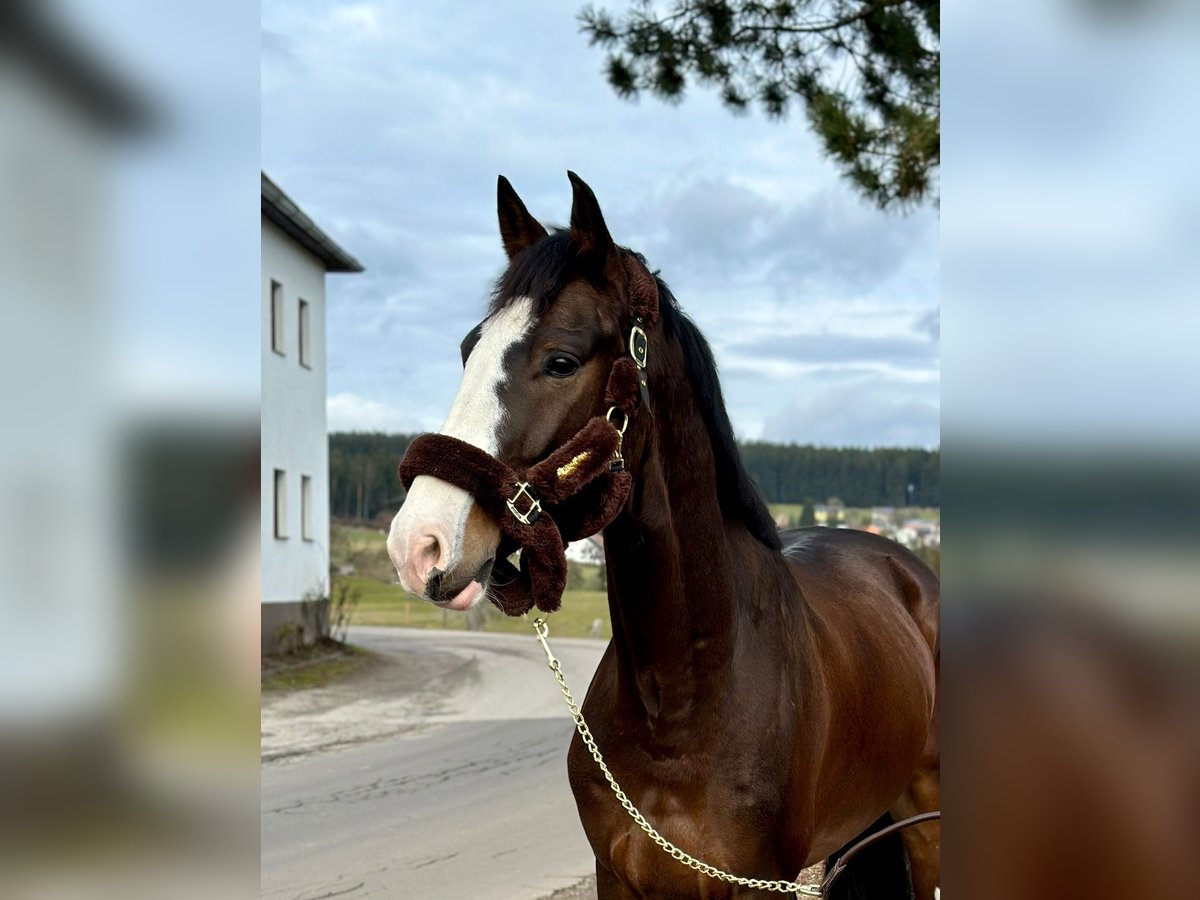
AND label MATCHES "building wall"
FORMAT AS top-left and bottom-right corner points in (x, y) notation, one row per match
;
(0, 55), (120, 719)
(261, 217), (330, 650)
